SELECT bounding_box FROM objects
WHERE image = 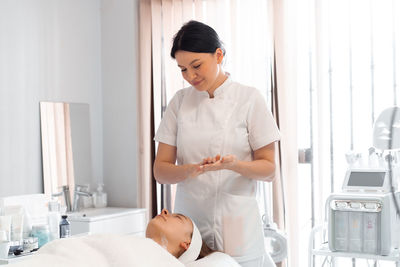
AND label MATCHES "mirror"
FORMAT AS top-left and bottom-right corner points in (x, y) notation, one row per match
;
(40, 102), (93, 199)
